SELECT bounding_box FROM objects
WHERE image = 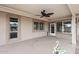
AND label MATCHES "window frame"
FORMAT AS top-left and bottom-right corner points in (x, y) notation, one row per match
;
(33, 21), (44, 31)
(9, 17), (19, 39)
(56, 22), (62, 32)
(63, 20), (72, 33)
(39, 22), (44, 30)
(56, 20), (72, 34)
